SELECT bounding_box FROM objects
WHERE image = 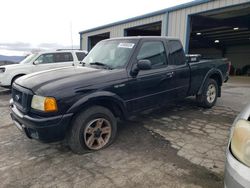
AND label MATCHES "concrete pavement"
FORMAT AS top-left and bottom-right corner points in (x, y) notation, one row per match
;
(0, 76), (249, 188)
